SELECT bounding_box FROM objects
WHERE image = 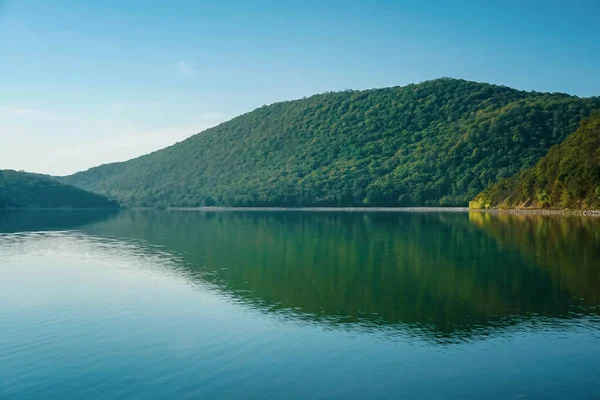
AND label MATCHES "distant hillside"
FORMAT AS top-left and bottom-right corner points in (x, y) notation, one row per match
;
(60, 78), (600, 207)
(471, 113), (600, 210)
(0, 170), (118, 209)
